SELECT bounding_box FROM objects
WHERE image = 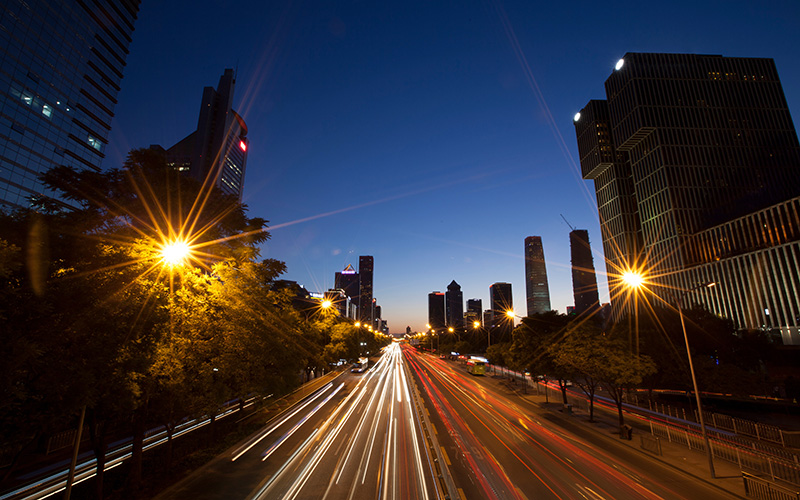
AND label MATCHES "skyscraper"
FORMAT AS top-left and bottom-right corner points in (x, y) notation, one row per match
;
(569, 229), (600, 315)
(358, 255), (374, 324)
(445, 280), (464, 328)
(164, 69), (249, 200)
(0, 0), (141, 209)
(465, 298), (482, 327)
(334, 264), (359, 302)
(428, 292), (445, 330)
(524, 236), (551, 315)
(489, 282), (513, 340)
(574, 53), (800, 344)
